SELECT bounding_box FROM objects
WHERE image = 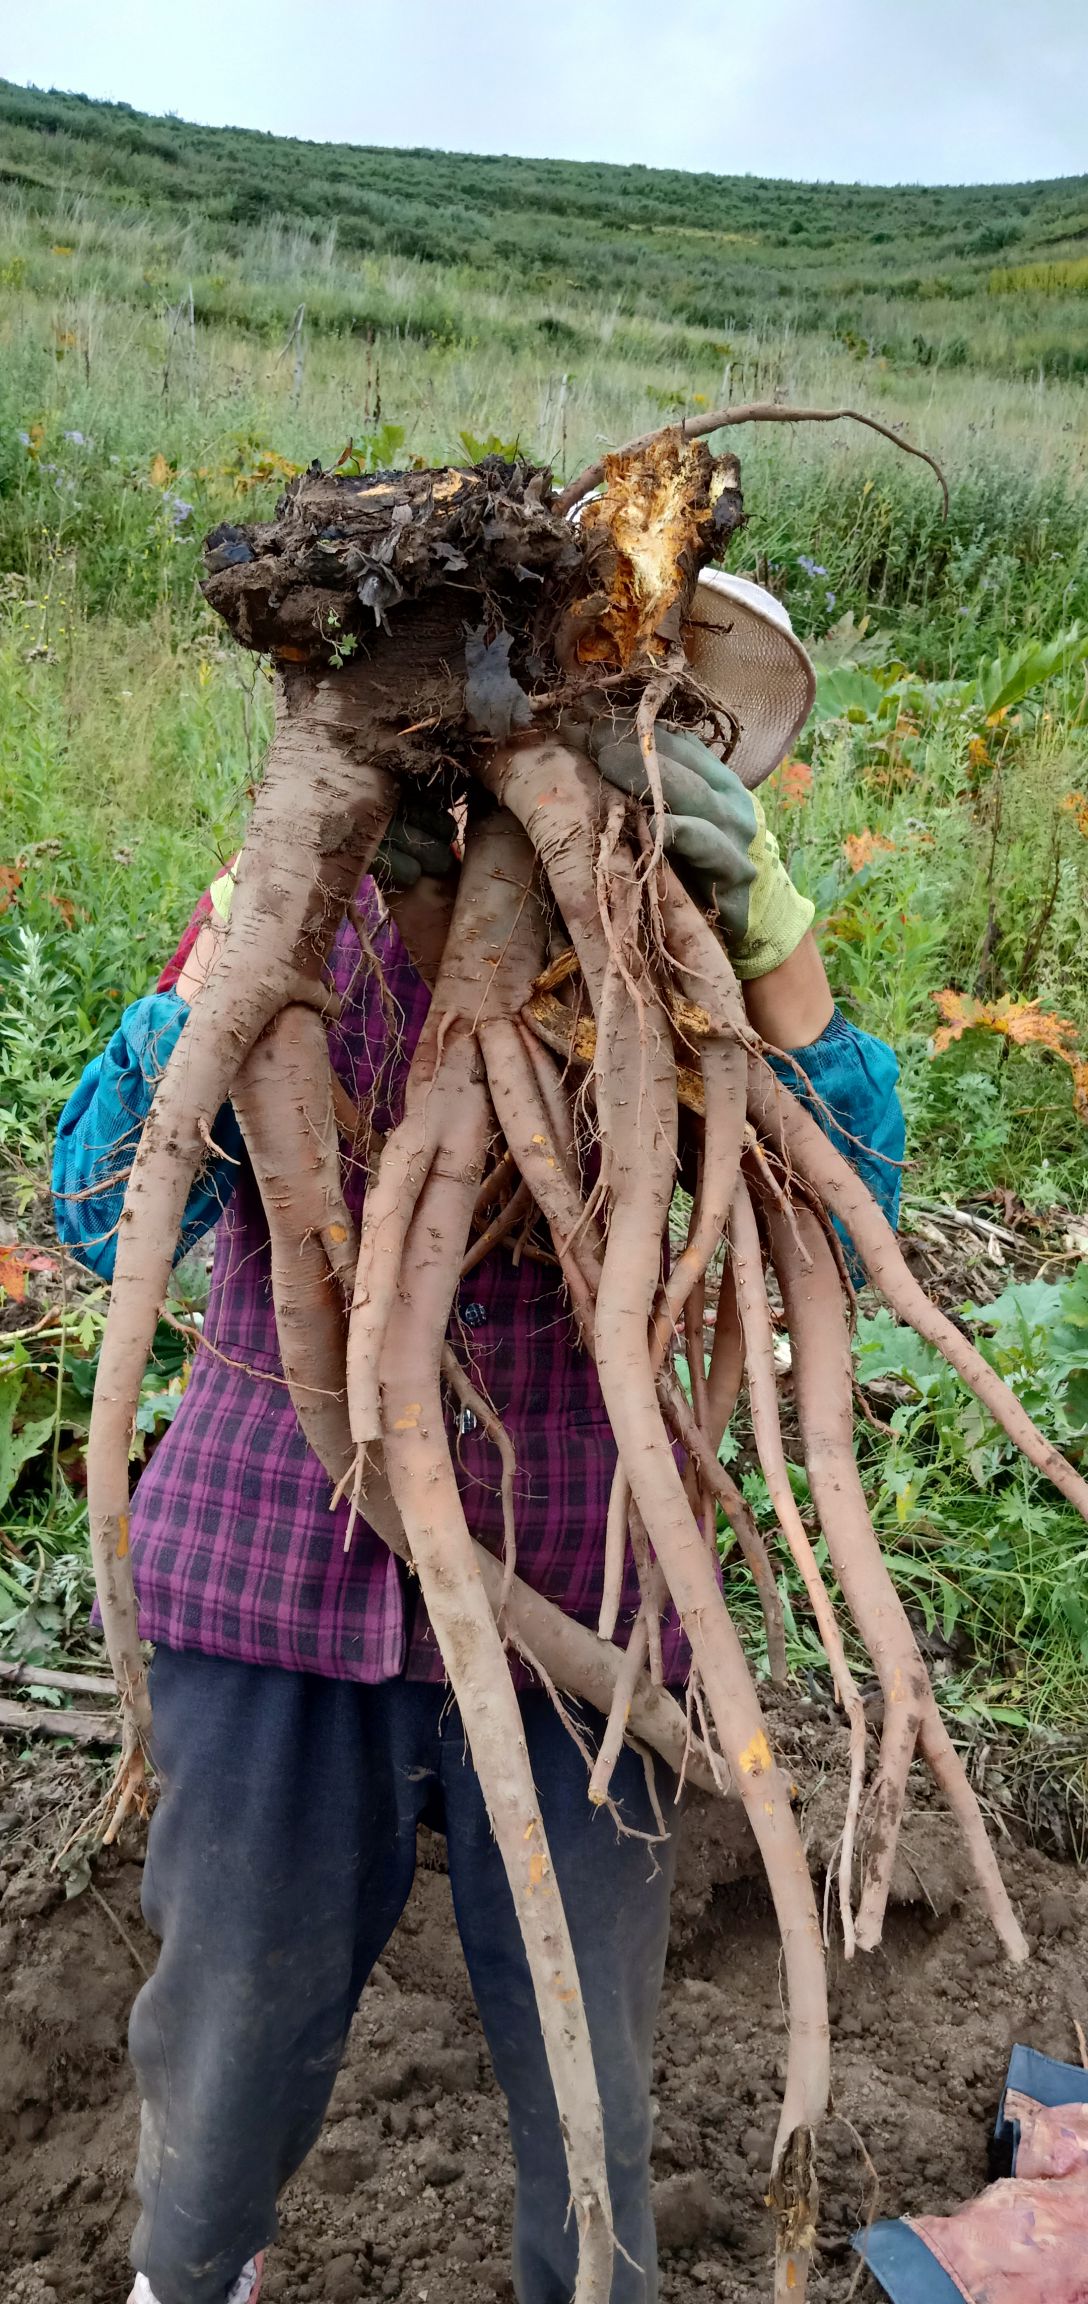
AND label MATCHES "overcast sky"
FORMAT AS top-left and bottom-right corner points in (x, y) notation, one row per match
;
(3, 0), (1086, 185)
